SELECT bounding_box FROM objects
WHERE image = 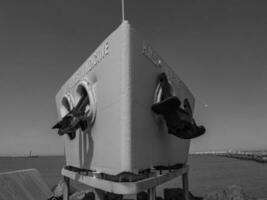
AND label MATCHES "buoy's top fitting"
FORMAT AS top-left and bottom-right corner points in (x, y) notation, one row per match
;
(121, 0), (126, 22)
